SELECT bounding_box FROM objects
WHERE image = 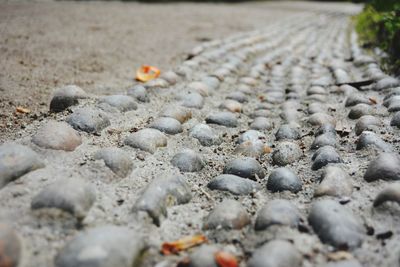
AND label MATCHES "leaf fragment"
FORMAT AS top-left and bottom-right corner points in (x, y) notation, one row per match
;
(136, 65), (160, 82)
(161, 234), (207, 255)
(214, 251), (238, 267)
